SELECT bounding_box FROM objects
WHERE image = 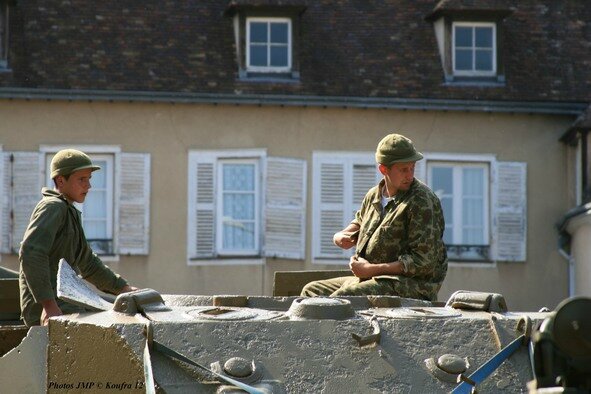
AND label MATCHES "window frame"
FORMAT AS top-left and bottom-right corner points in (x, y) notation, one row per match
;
(215, 158), (261, 257)
(187, 149), (266, 266)
(428, 160), (490, 259)
(452, 21), (497, 77)
(246, 17), (292, 73)
(421, 152), (495, 262)
(41, 145), (121, 260)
